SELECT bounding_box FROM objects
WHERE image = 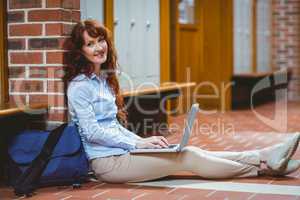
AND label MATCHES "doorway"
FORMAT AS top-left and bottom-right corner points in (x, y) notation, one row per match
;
(171, 0), (233, 113)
